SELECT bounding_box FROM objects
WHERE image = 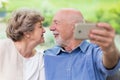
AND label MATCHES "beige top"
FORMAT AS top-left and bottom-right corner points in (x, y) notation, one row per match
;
(0, 39), (45, 80)
(23, 50), (45, 80)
